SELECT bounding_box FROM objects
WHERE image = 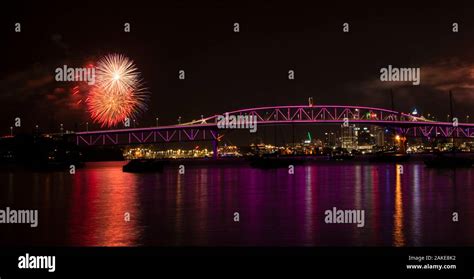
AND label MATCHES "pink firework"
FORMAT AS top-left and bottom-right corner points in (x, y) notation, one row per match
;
(87, 54), (148, 127)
